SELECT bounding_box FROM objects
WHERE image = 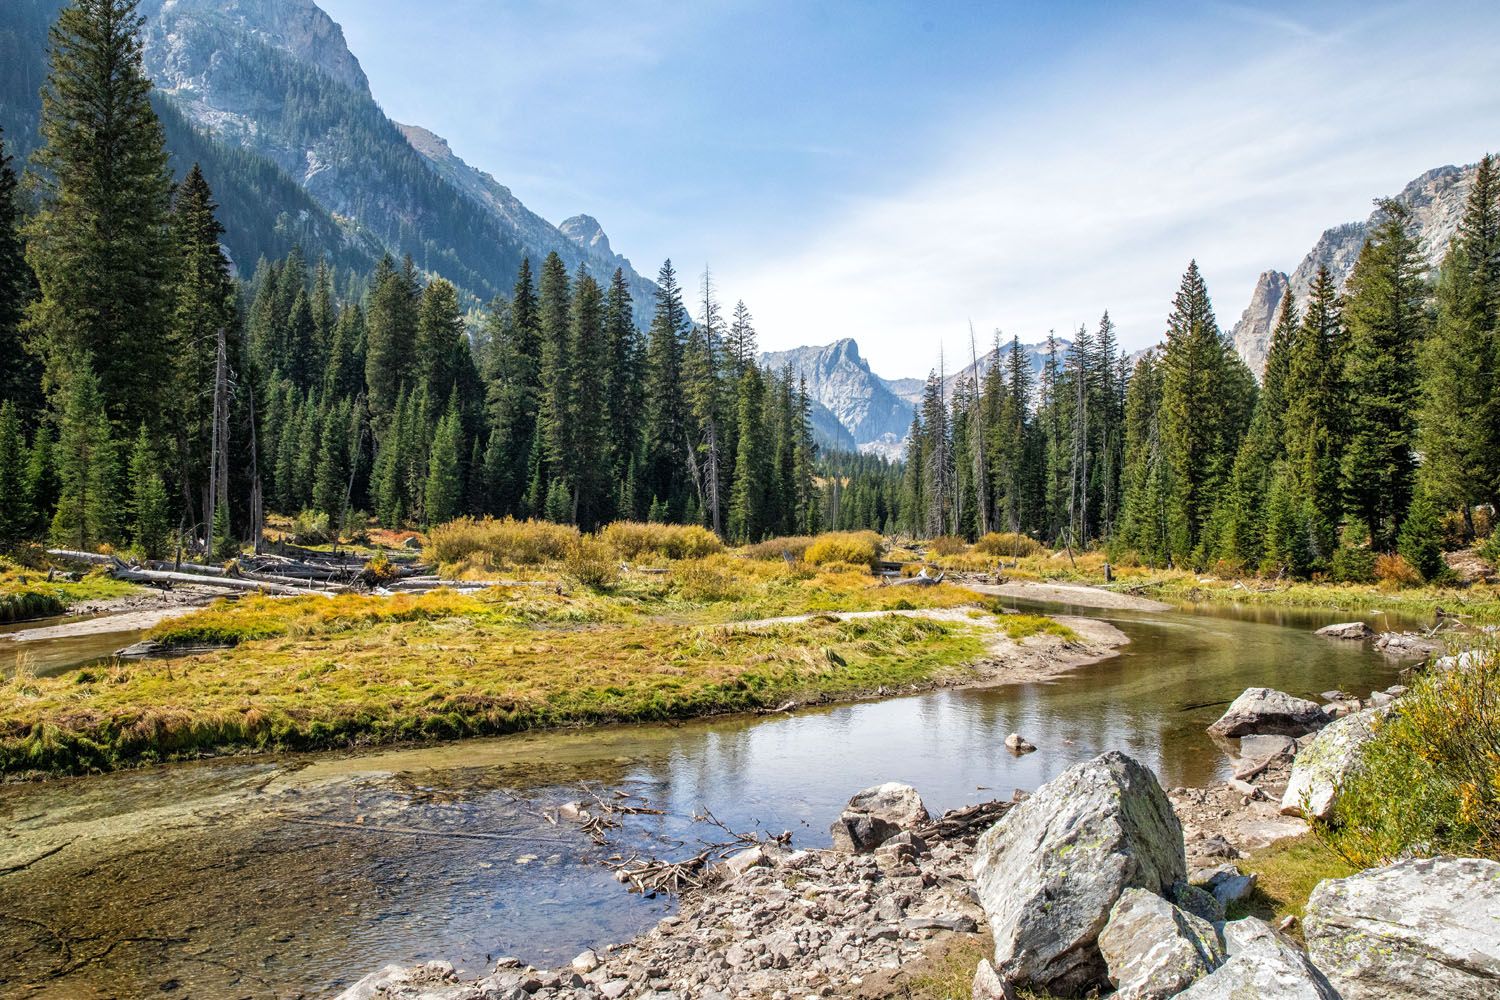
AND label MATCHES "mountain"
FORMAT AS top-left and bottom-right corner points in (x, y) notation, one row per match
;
(1230, 161), (1483, 376)
(760, 339), (916, 447)
(0, 0), (657, 316)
